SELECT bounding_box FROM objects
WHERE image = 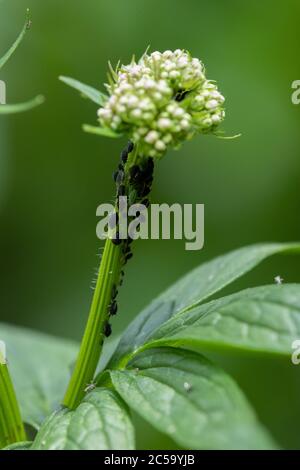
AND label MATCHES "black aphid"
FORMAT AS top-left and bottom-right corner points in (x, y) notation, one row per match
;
(122, 244), (131, 255)
(175, 89), (189, 102)
(111, 284), (118, 299)
(141, 198), (150, 208)
(127, 141), (134, 153)
(109, 300), (118, 316)
(121, 150), (128, 164)
(104, 322), (112, 337)
(118, 185), (126, 196)
(129, 165), (142, 183)
(112, 232), (122, 245)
